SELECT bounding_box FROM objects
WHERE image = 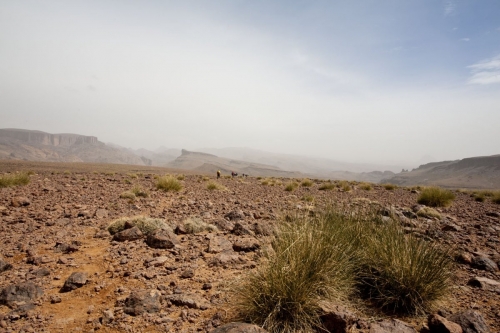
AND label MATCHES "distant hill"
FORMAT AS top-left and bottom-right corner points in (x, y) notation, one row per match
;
(106, 143), (181, 166)
(167, 149), (305, 178)
(382, 155), (500, 189)
(0, 128), (148, 165)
